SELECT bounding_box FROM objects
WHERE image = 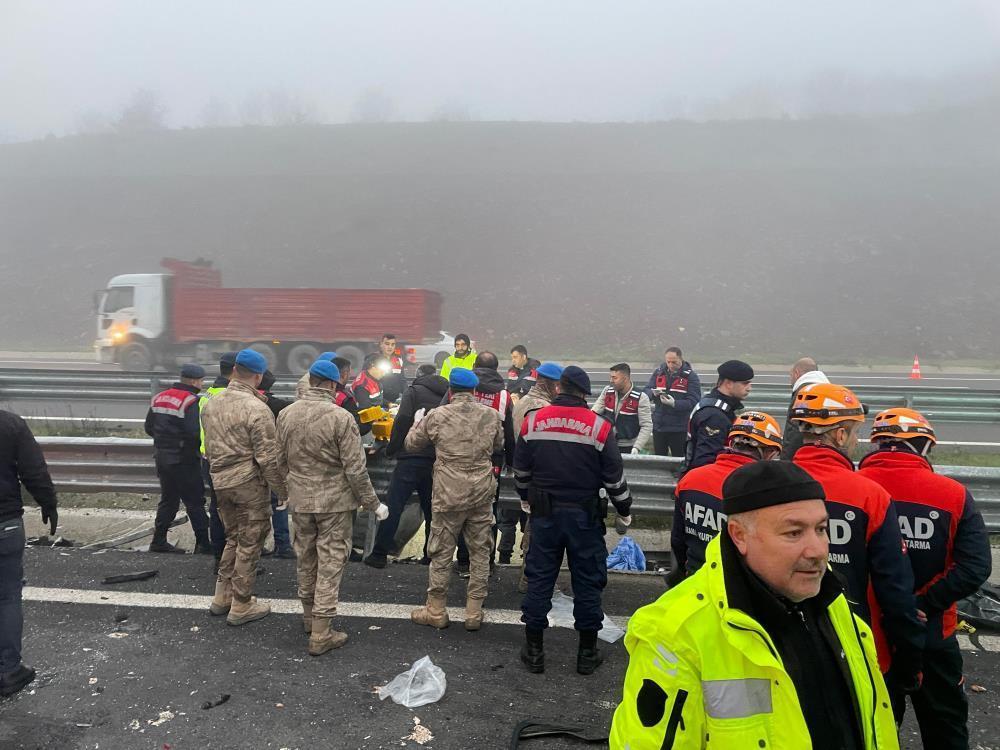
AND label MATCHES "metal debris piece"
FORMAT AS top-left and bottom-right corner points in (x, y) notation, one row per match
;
(148, 711), (175, 726)
(200, 694), (230, 710)
(102, 570), (158, 585)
